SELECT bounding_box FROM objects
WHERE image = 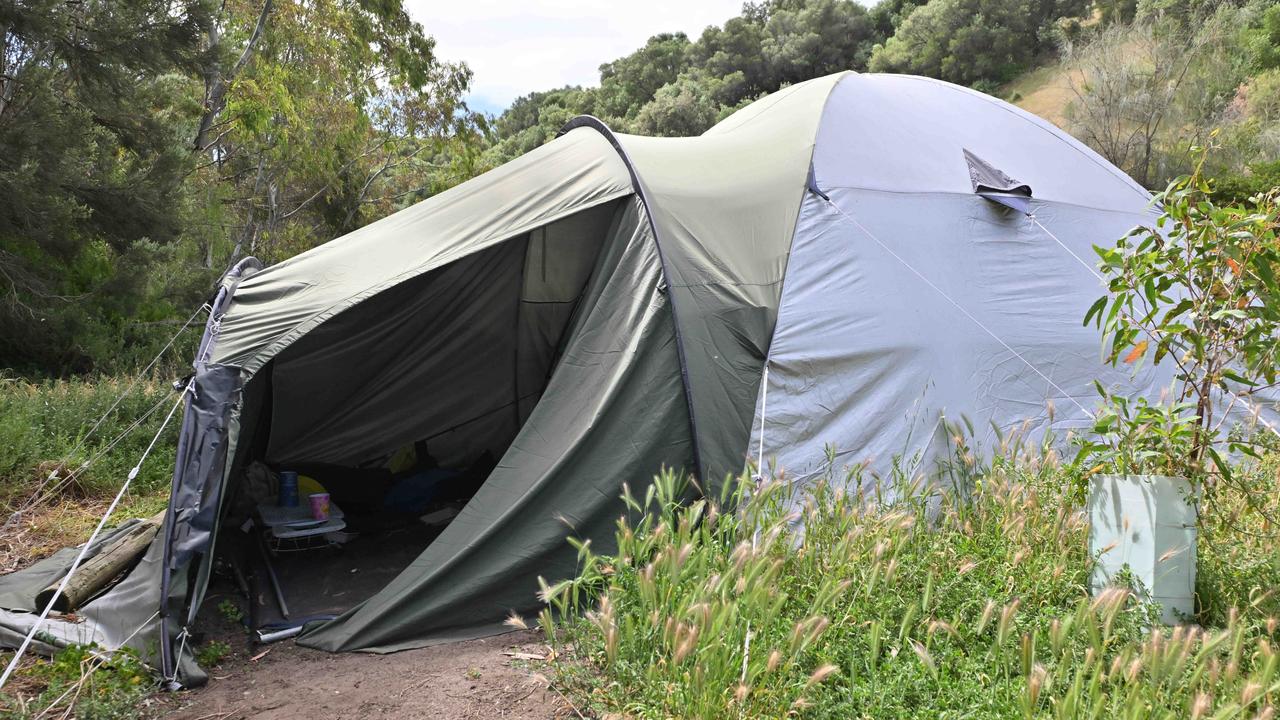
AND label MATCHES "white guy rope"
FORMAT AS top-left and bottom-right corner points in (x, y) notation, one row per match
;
(1028, 215), (1108, 284)
(70, 304), (209, 457)
(9, 303), (208, 524)
(0, 387), (188, 690)
(5, 390), (174, 527)
(824, 198), (1094, 418)
(1028, 213), (1280, 440)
